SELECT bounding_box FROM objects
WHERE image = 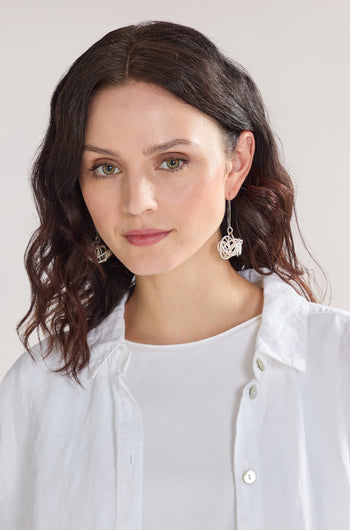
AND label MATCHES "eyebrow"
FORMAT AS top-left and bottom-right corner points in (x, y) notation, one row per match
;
(83, 139), (197, 158)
